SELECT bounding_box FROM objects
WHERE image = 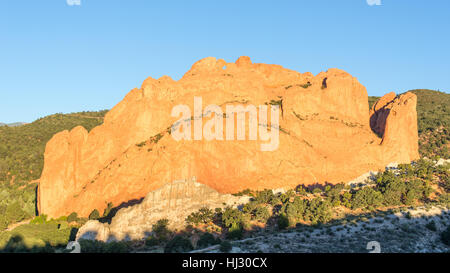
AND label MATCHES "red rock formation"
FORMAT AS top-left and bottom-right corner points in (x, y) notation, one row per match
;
(37, 56), (419, 218)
